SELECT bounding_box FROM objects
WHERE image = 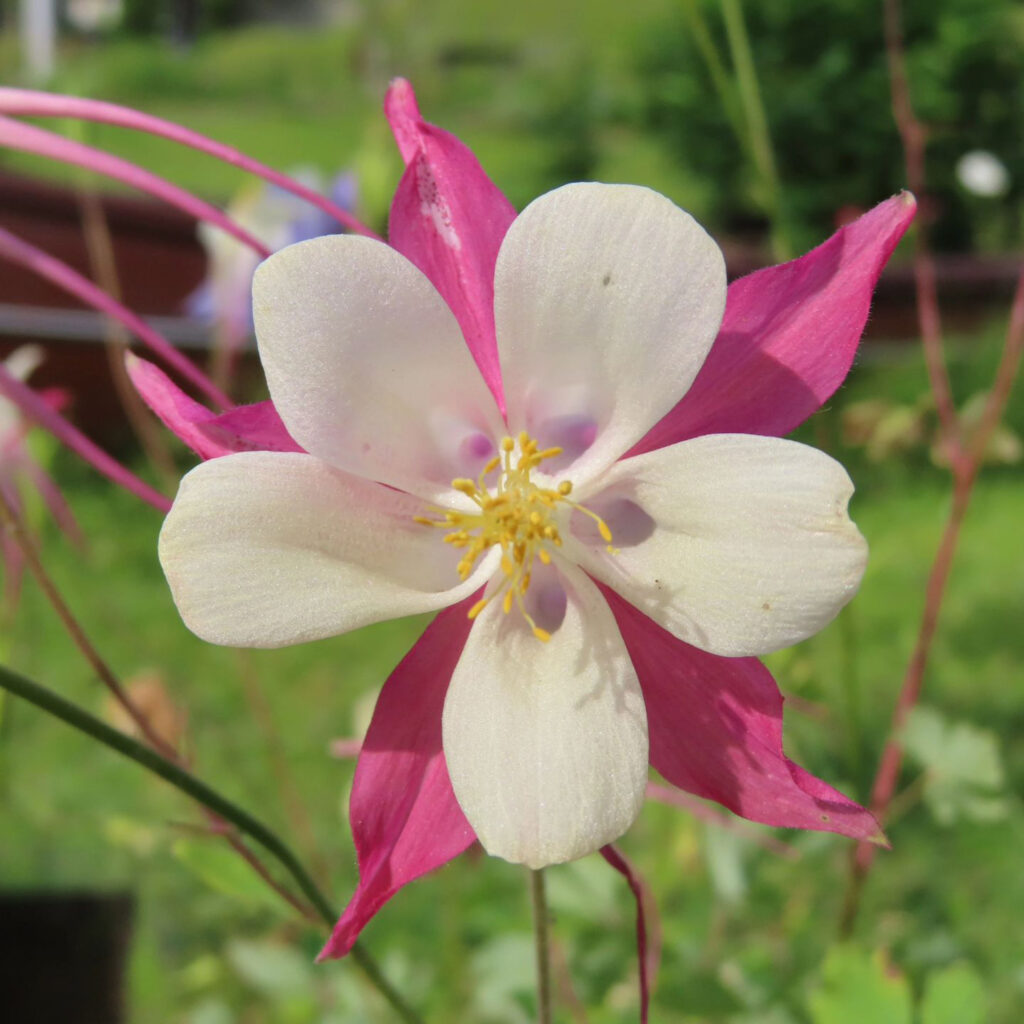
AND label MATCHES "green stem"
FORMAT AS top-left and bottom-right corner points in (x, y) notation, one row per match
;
(0, 662), (424, 1024)
(530, 868), (553, 1024)
(719, 0), (788, 259)
(680, 0), (747, 147)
